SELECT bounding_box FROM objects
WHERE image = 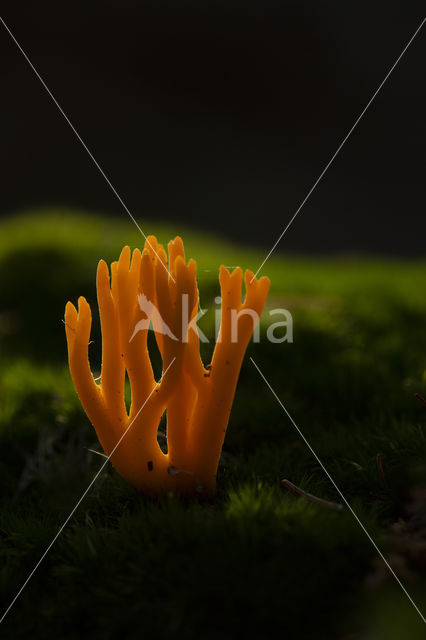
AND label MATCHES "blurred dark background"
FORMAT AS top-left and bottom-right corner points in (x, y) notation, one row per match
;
(0, 1), (425, 256)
